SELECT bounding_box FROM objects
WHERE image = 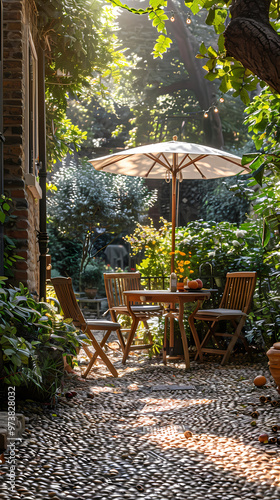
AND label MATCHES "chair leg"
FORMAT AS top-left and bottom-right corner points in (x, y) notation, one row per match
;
(122, 318), (139, 364)
(201, 321), (219, 349)
(110, 310), (126, 353)
(84, 329), (112, 370)
(82, 327), (118, 378)
(82, 343), (93, 359)
(193, 320), (220, 361)
(221, 317), (246, 366)
(229, 318), (251, 356)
